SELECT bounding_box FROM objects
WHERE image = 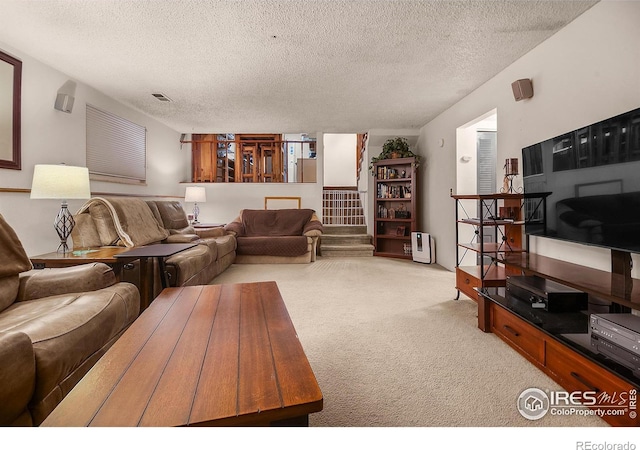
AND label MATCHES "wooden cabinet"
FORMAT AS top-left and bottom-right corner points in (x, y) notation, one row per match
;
(373, 157), (417, 259)
(490, 302), (546, 366)
(488, 301), (639, 427)
(544, 339), (638, 427)
(481, 251), (640, 427)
